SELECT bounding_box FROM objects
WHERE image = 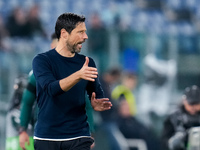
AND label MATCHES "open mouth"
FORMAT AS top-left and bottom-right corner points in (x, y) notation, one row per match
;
(78, 44), (82, 49)
(77, 41), (85, 48)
